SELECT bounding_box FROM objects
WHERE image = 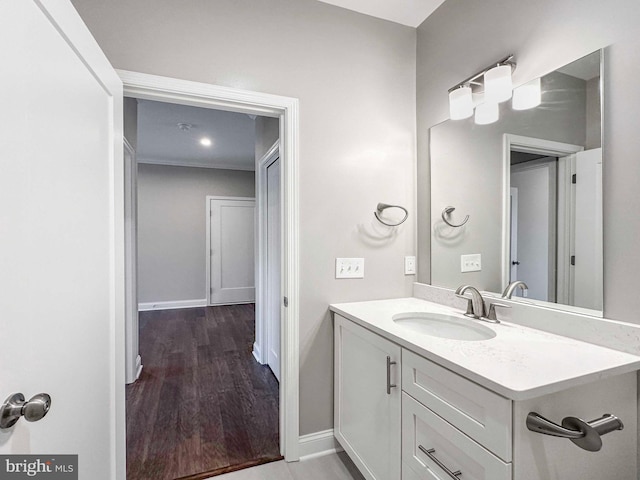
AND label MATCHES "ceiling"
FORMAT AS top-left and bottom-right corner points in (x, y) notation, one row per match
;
(136, 100), (256, 171)
(315, 0), (446, 28)
(556, 51), (600, 81)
